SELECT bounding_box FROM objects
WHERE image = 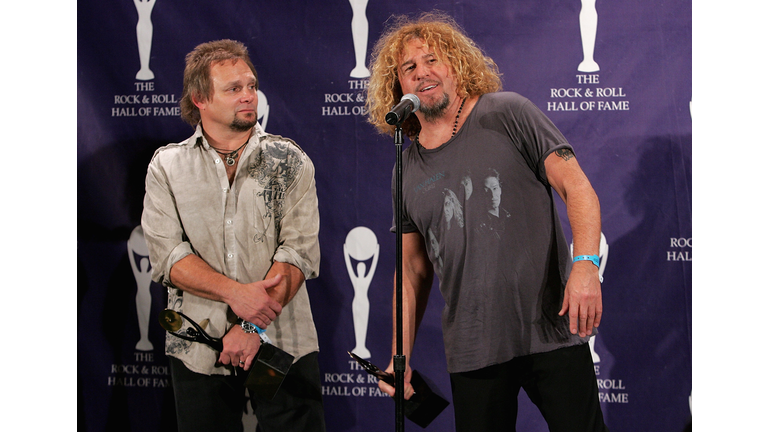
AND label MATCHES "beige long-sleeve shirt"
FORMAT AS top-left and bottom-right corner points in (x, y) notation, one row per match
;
(141, 123), (321, 375)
